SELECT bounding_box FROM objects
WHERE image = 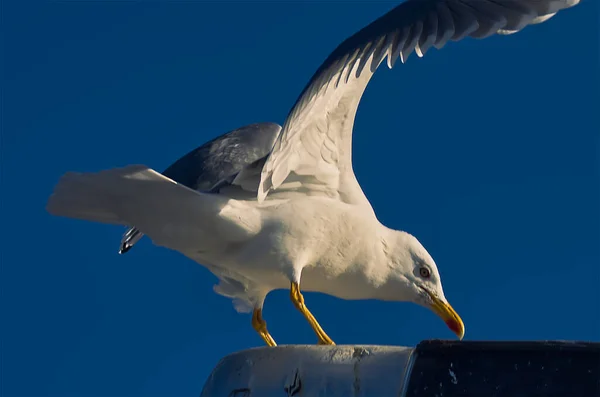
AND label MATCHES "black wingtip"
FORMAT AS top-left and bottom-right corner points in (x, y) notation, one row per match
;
(118, 243), (132, 255)
(119, 227), (143, 254)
